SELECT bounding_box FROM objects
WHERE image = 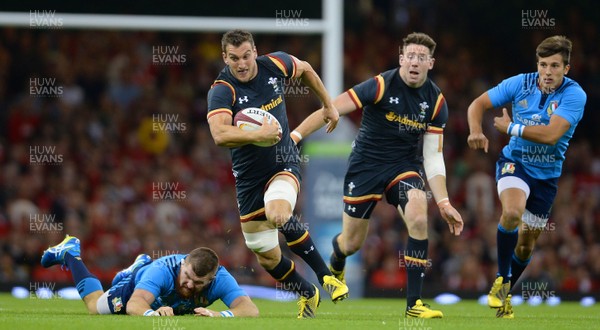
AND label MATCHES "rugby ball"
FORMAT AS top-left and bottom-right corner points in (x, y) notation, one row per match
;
(234, 107), (282, 147)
